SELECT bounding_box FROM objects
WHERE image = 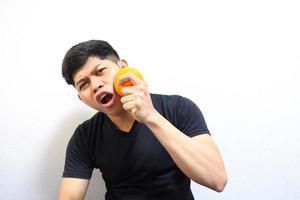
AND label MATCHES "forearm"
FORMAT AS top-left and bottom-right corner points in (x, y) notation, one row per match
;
(145, 110), (227, 192)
